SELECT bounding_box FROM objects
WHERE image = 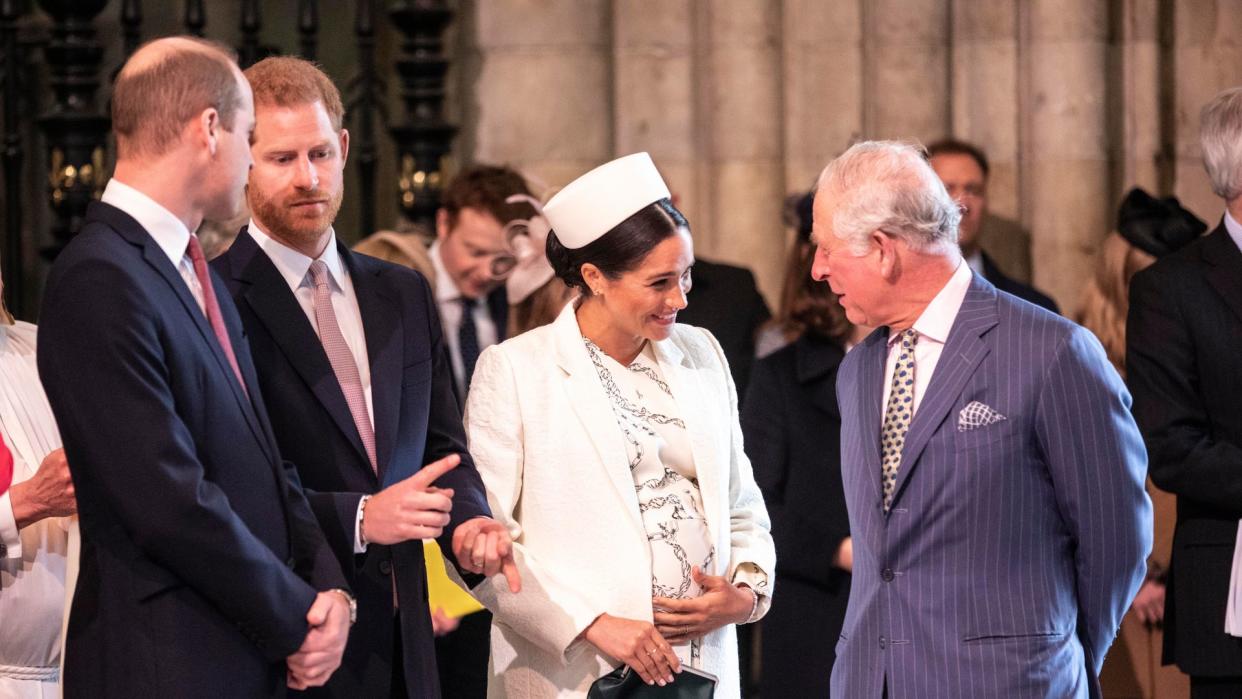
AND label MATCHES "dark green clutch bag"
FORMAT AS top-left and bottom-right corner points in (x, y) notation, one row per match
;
(586, 665), (717, 699)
